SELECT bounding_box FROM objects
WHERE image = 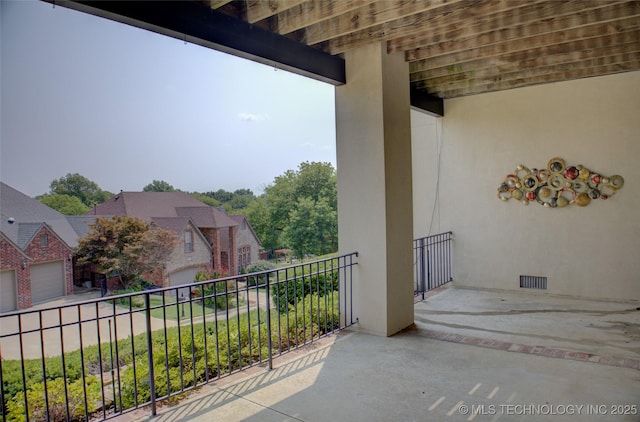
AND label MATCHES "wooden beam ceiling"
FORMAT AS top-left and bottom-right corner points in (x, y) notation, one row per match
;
(210, 0), (640, 100)
(48, 0), (640, 104)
